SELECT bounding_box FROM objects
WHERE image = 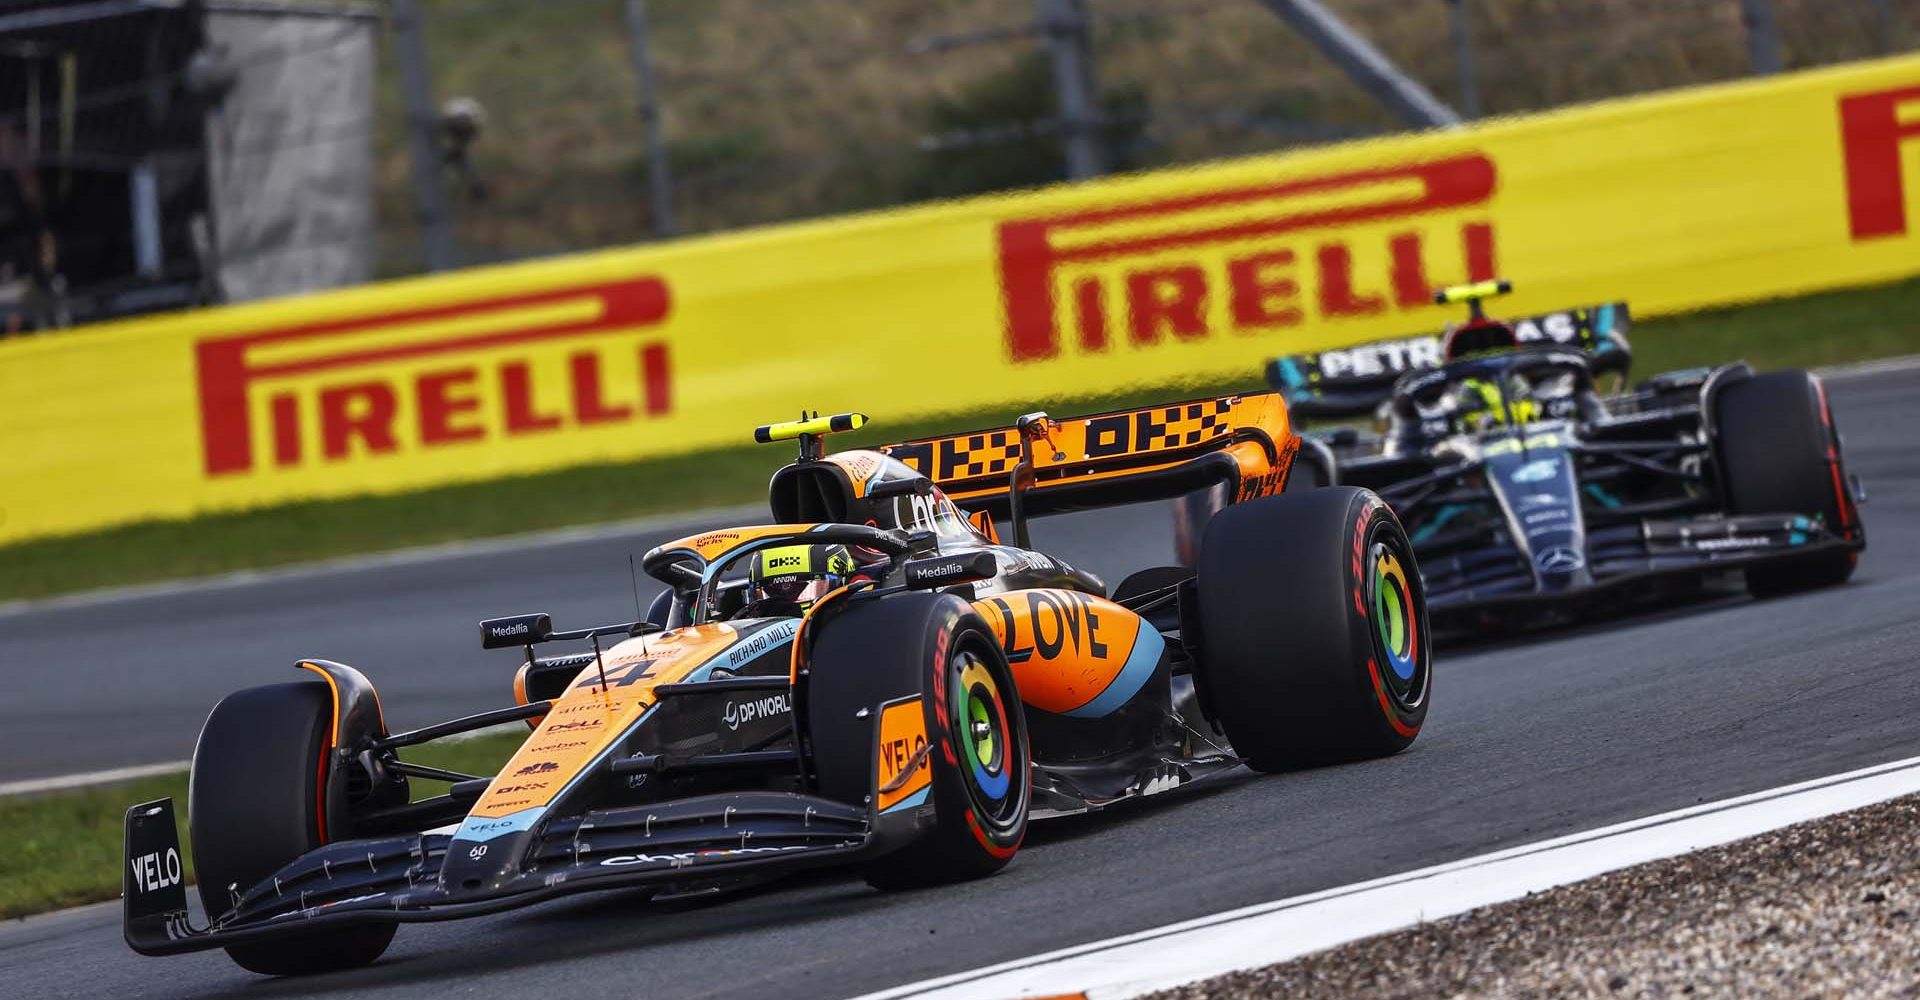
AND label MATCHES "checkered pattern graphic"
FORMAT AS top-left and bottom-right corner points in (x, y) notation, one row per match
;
(940, 430), (1023, 480)
(893, 398), (1235, 485)
(1141, 399), (1232, 450)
